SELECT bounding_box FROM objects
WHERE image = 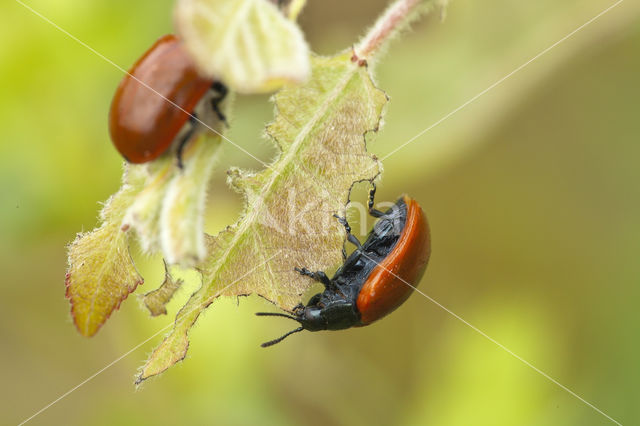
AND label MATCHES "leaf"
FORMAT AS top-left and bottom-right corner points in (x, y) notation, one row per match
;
(175, 0), (310, 93)
(122, 158), (173, 254)
(66, 169), (145, 337)
(65, 132), (222, 336)
(67, 69), (226, 337)
(123, 133), (223, 266)
(142, 262), (184, 317)
(160, 134), (222, 266)
(138, 53), (388, 381)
